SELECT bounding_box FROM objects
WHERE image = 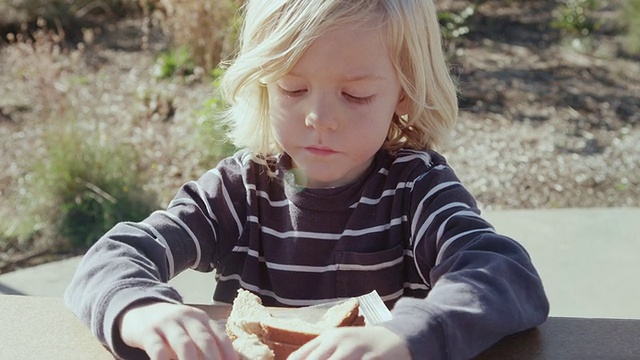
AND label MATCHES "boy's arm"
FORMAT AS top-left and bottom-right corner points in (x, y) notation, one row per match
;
(64, 220), (187, 359)
(117, 300), (238, 360)
(381, 166), (549, 360)
(64, 160), (246, 359)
